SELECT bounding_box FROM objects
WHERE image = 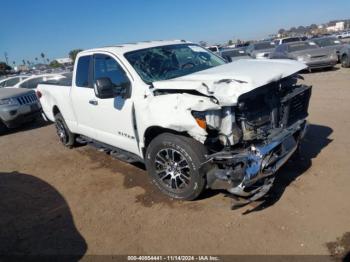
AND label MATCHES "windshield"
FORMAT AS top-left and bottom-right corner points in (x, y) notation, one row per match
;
(282, 37), (301, 44)
(254, 42), (275, 50)
(221, 49), (248, 57)
(313, 38), (340, 47)
(288, 42), (318, 52)
(124, 44), (225, 83)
